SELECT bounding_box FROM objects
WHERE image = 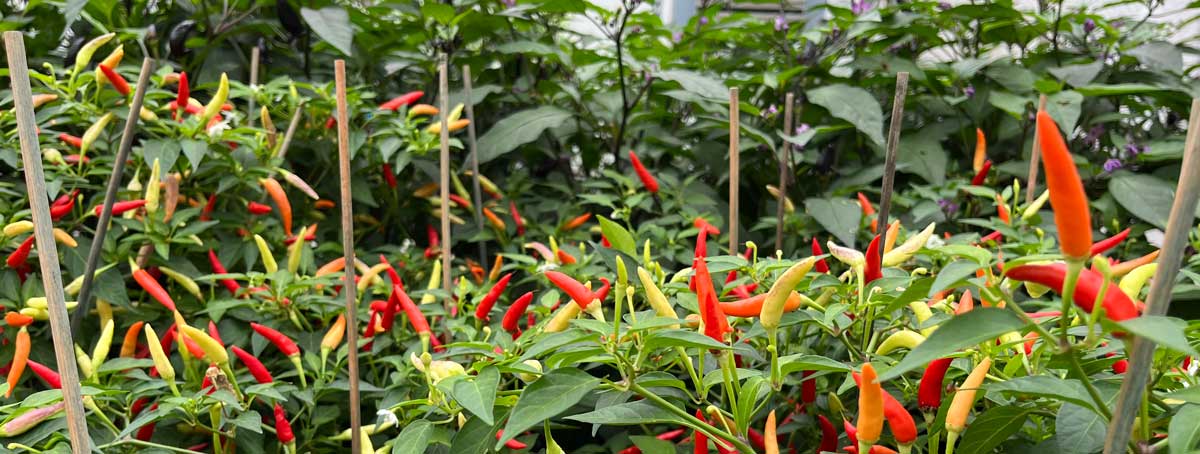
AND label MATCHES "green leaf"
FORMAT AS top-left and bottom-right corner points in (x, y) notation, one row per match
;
(988, 90), (1030, 118)
(1108, 173), (1175, 229)
(778, 354), (853, 376)
(805, 197), (862, 248)
(1055, 402), (1108, 454)
(478, 106), (573, 163)
(1128, 41), (1183, 73)
(986, 63), (1036, 93)
(877, 309), (1024, 381)
(567, 400), (683, 426)
(643, 330), (730, 351)
(958, 406), (1031, 454)
(808, 84), (885, 145)
(928, 260), (981, 296)
(630, 435), (676, 454)
(438, 366), (500, 425)
(450, 415), (494, 454)
(1169, 404), (1200, 454)
(654, 69), (727, 100)
(139, 139), (180, 175)
(1075, 84), (1165, 96)
(498, 369), (599, 448)
(597, 216), (636, 257)
(392, 420), (434, 454)
(988, 376), (1097, 413)
(1117, 316), (1200, 356)
(897, 132), (948, 184)
(180, 139), (208, 173)
(1048, 61), (1104, 87)
(300, 7), (354, 56)
(1046, 90), (1084, 133)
